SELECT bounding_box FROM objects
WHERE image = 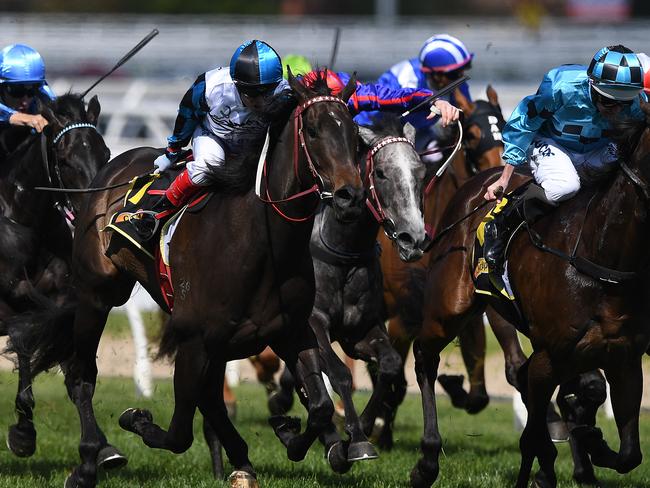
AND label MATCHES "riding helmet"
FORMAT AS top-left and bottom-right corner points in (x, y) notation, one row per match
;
(419, 34), (473, 73)
(230, 40), (283, 88)
(0, 44), (46, 84)
(587, 45), (643, 101)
